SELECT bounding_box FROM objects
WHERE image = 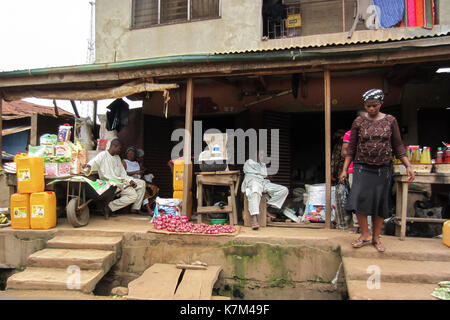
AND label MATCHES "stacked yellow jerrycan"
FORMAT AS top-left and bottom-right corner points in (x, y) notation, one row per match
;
(30, 192), (57, 230)
(12, 153), (56, 230)
(10, 193), (31, 229)
(172, 158), (193, 218)
(444, 221), (450, 247)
